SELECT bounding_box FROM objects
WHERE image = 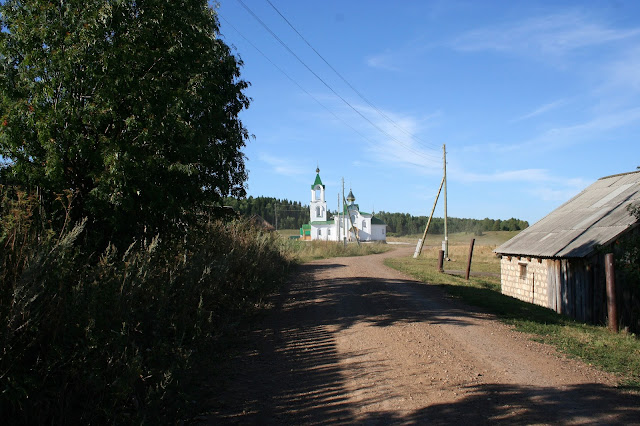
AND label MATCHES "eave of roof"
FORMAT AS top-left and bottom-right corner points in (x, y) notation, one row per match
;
(495, 171), (640, 258)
